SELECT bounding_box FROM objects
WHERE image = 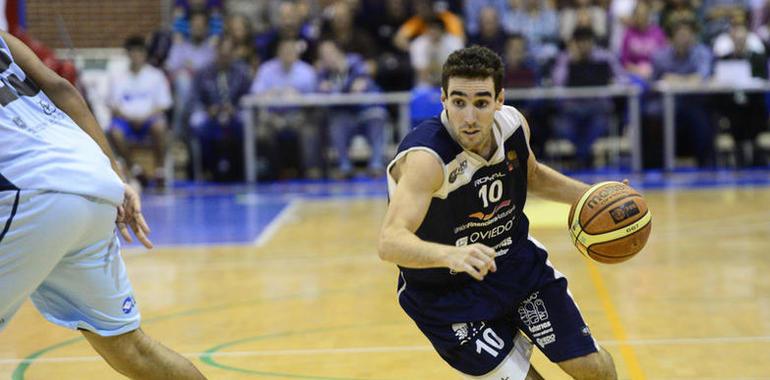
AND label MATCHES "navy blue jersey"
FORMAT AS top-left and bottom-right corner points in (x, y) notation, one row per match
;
(387, 106), (531, 290)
